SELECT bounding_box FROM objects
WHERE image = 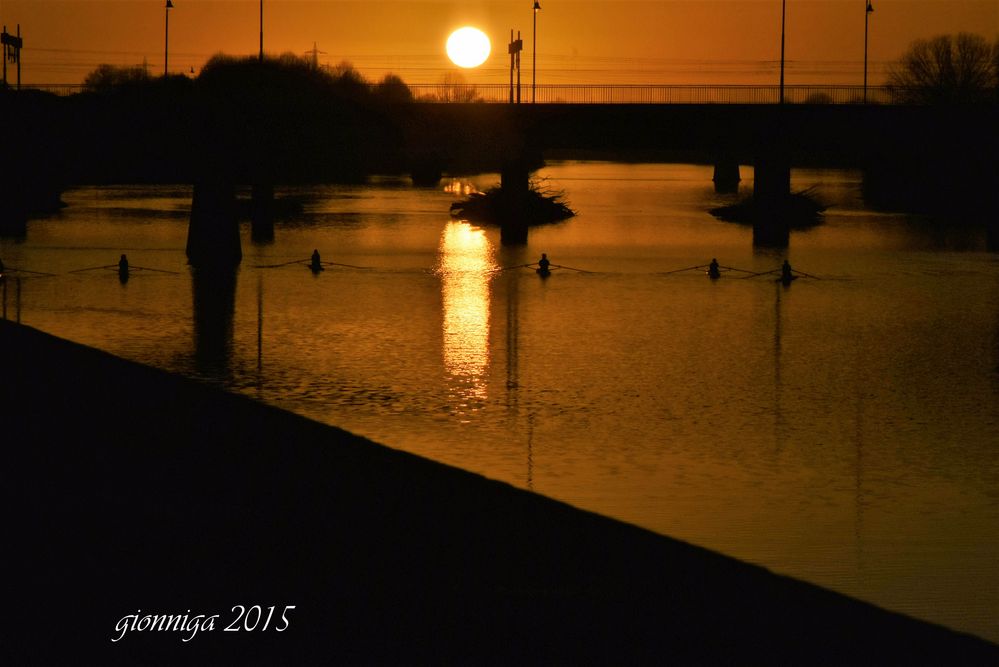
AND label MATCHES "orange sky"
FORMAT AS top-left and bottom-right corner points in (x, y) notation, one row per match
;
(2, 1), (996, 87)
